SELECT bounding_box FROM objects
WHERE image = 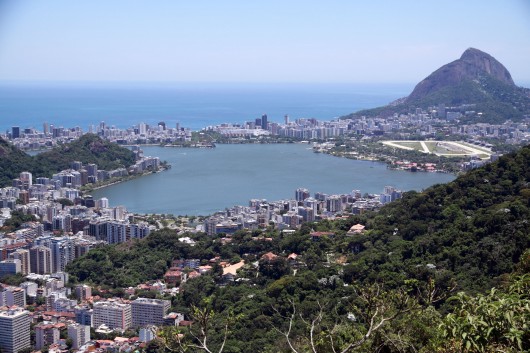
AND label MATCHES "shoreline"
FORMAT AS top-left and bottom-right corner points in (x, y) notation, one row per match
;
(81, 167), (169, 193)
(321, 150), (457, 175)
